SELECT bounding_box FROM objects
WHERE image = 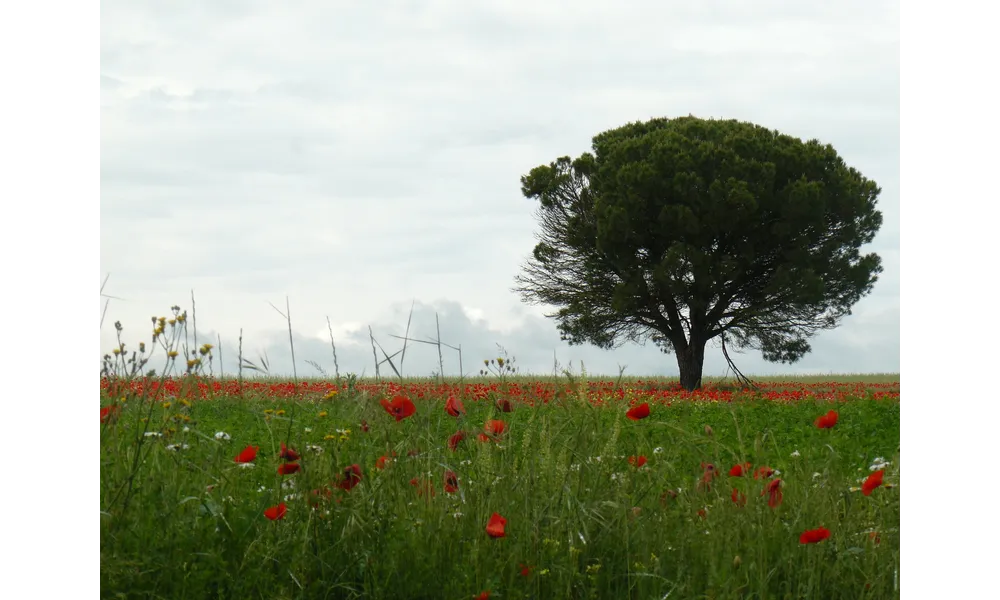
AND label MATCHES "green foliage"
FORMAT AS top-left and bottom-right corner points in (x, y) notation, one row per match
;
(101, 382), (899, 599)
(515, 116), (884, 390)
